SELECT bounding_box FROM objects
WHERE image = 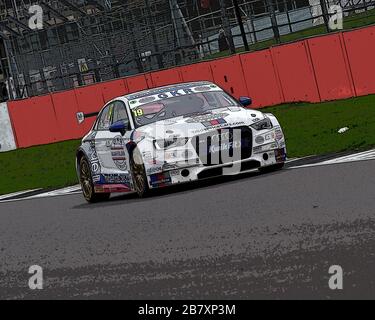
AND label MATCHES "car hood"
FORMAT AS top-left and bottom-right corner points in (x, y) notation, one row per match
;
(135, 107), (265, 140)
